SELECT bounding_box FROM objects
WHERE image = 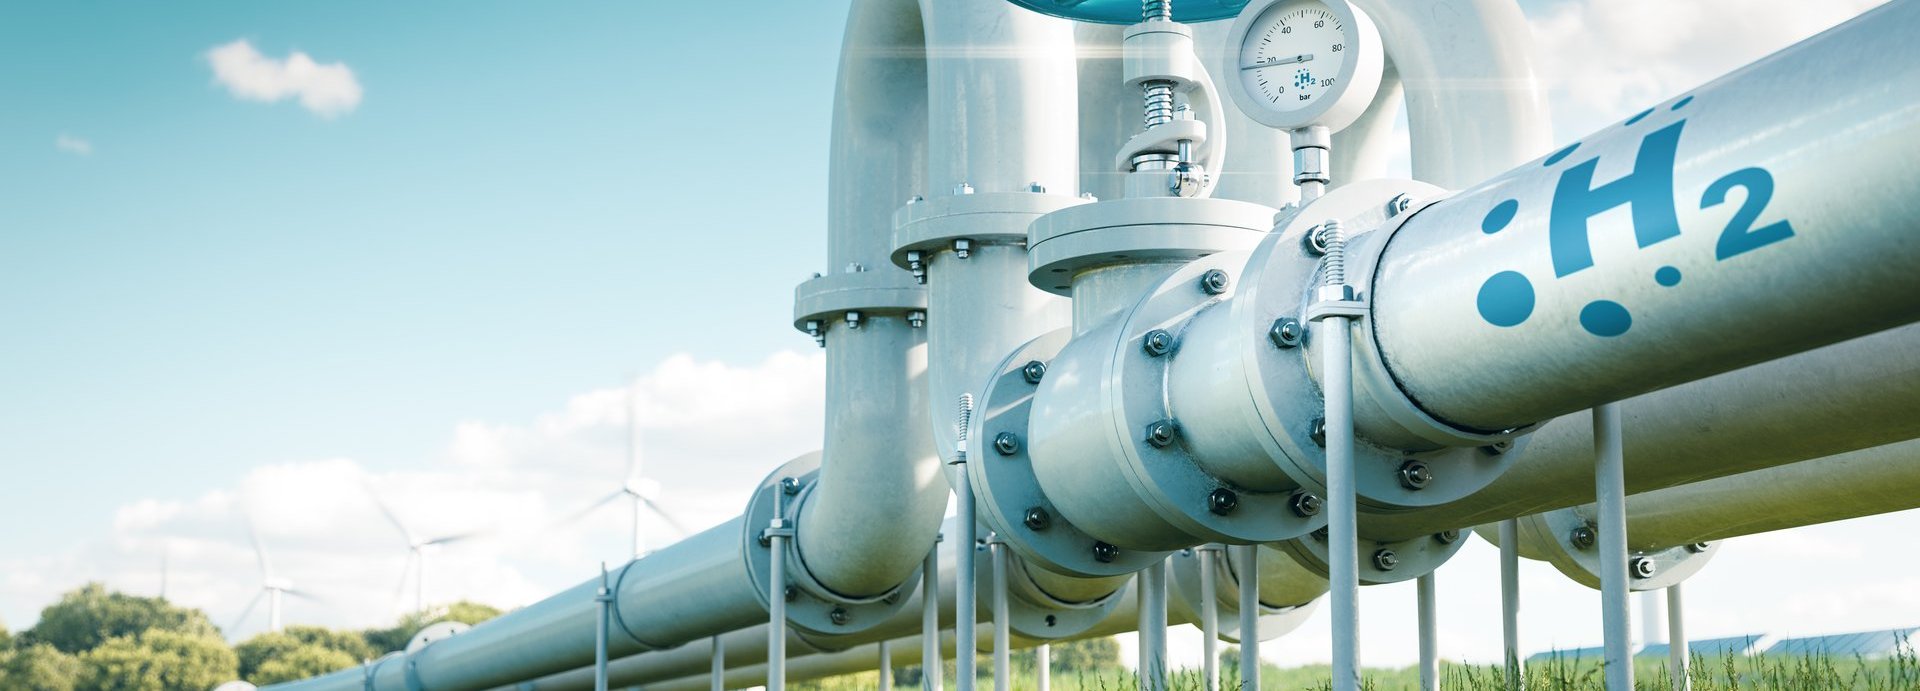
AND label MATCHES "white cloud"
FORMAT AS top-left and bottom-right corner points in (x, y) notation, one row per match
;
(0, 350), (824, 641)
(55, 134), (92, 156)
(206, 39), (363, 118)
(1527, 0), (1885, 137)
